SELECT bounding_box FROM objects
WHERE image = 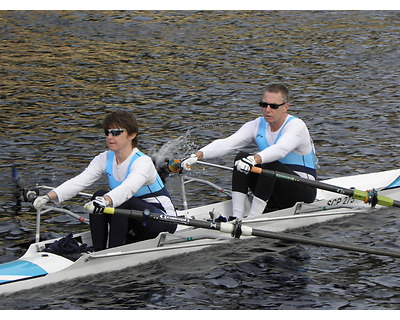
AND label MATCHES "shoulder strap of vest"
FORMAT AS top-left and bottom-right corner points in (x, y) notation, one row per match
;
(274, 115), (297, 143)
(106, 151), (115, 174)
